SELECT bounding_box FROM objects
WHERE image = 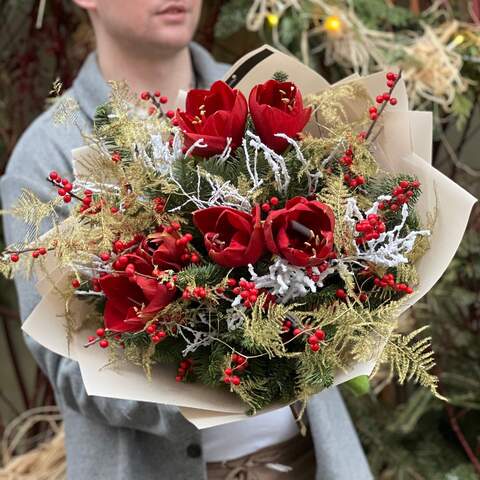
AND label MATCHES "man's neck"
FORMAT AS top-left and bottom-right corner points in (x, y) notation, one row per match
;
(96, 40), (194, 110)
